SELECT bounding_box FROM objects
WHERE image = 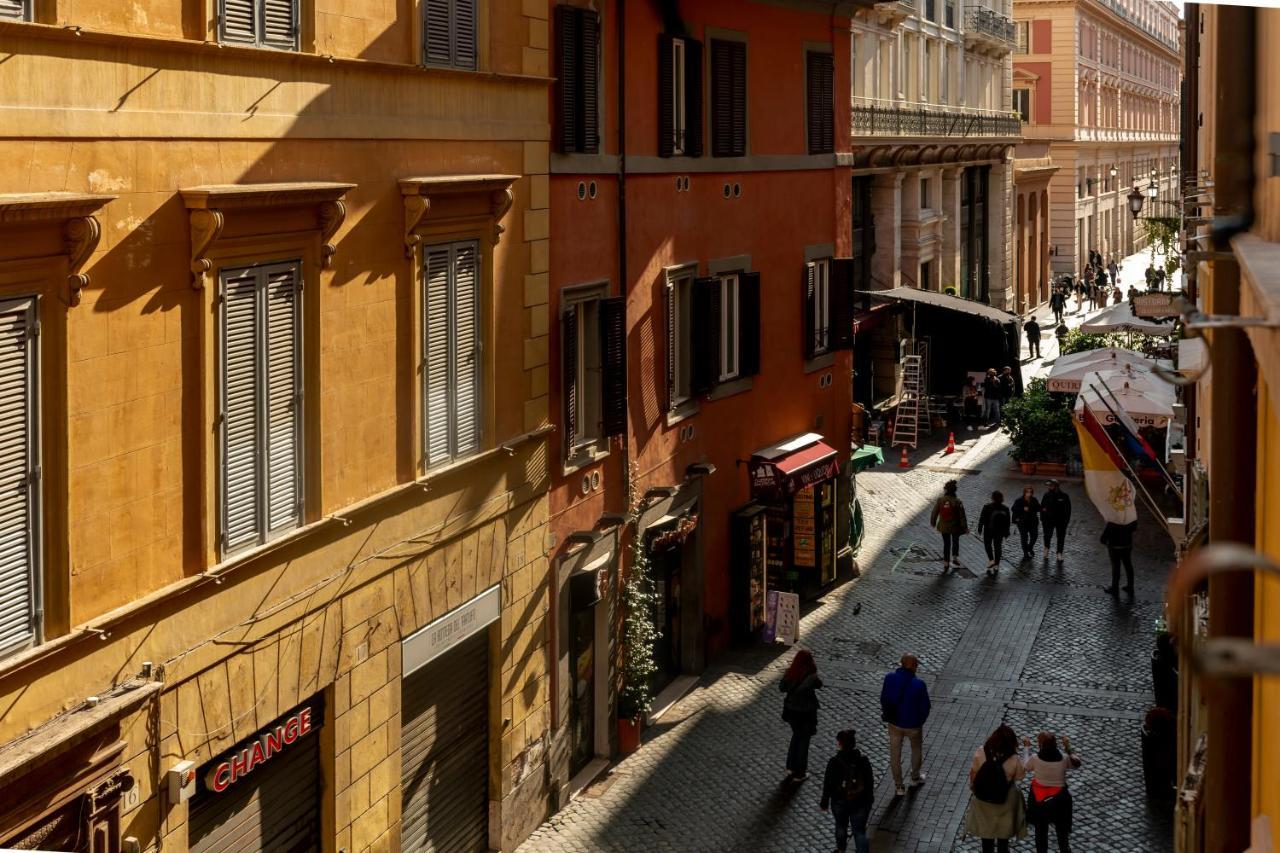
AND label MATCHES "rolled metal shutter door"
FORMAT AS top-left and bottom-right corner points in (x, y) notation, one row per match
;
(400, 630), (489, 853)
(188, 729), (320, 853)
